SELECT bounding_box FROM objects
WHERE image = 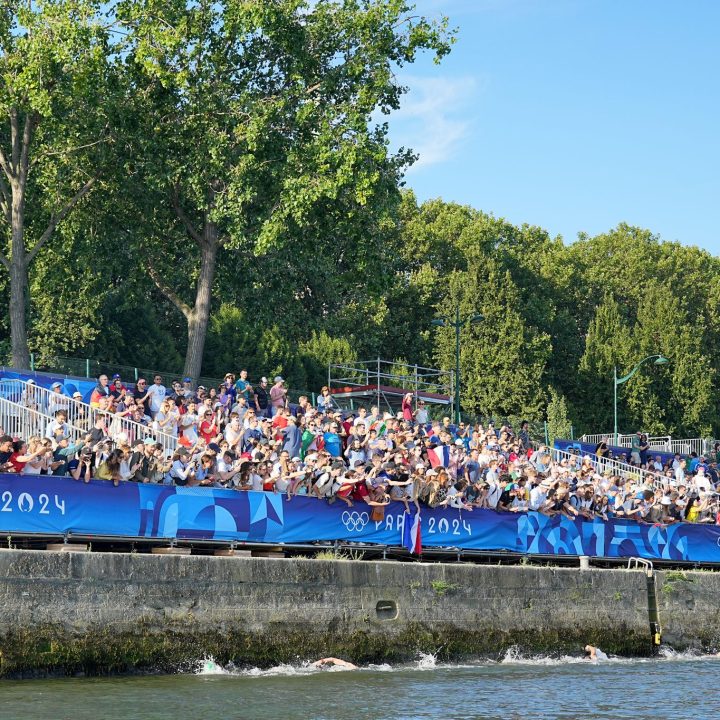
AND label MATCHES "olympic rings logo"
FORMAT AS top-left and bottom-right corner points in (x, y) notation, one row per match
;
(341, 510), (369, 532)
